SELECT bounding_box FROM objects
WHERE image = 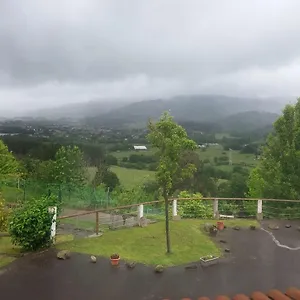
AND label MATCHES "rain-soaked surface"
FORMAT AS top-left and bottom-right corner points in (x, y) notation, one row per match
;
(1, 221), (300, 300)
